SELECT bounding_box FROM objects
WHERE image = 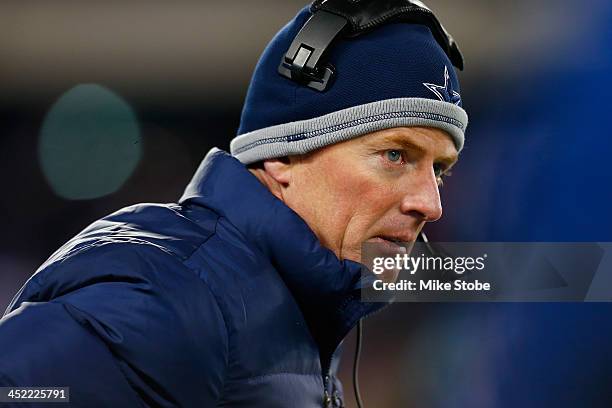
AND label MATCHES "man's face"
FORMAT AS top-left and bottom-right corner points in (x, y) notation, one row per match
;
(280, 126), (458, 262)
